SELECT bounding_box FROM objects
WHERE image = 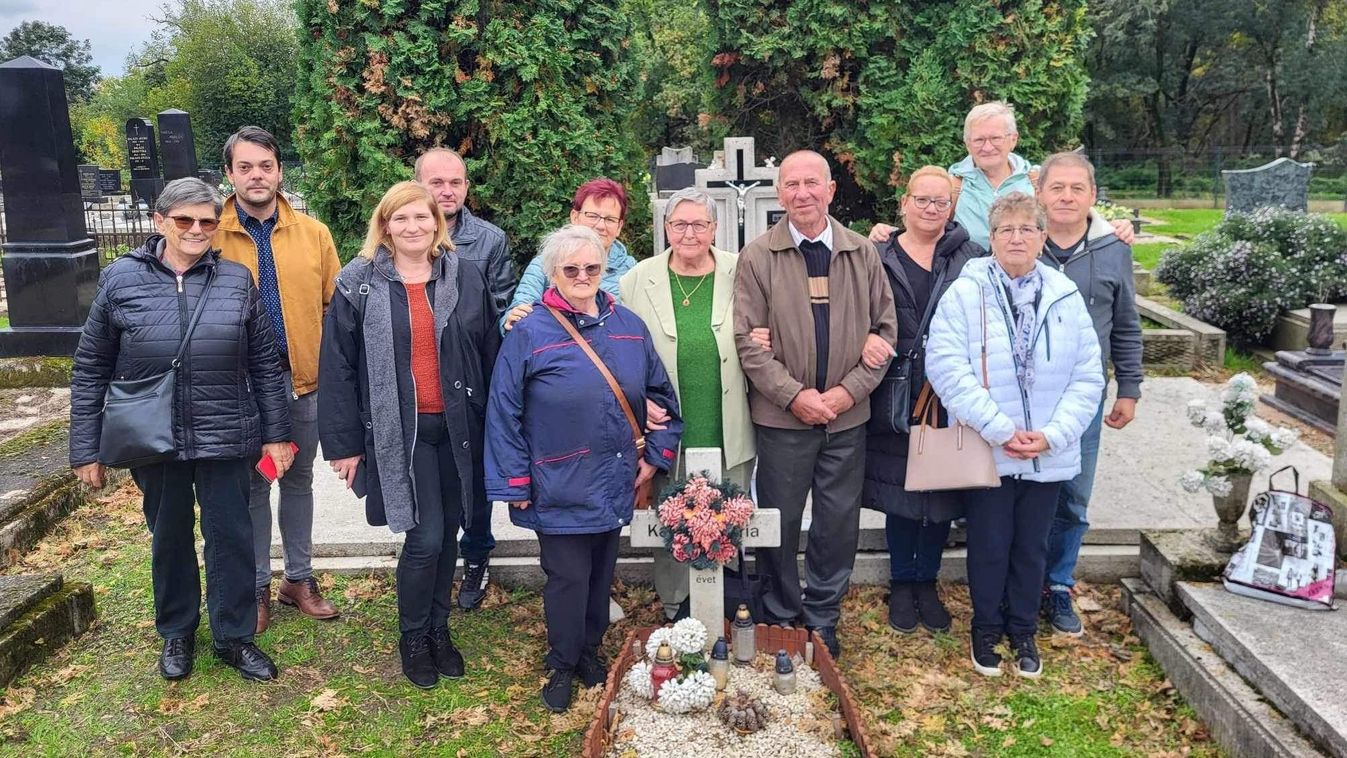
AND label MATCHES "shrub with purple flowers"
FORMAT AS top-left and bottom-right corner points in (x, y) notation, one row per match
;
(1154, 208), (1347, 346)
